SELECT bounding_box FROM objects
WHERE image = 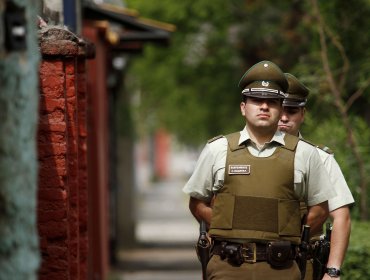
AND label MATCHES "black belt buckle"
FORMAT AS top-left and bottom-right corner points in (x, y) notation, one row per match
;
(241, 243), (257, 263)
